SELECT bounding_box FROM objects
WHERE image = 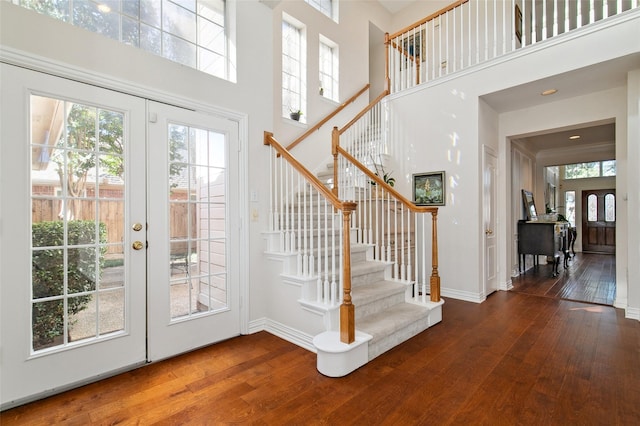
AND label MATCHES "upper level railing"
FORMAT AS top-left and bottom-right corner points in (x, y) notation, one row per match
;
(386, 0), (639, 93)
